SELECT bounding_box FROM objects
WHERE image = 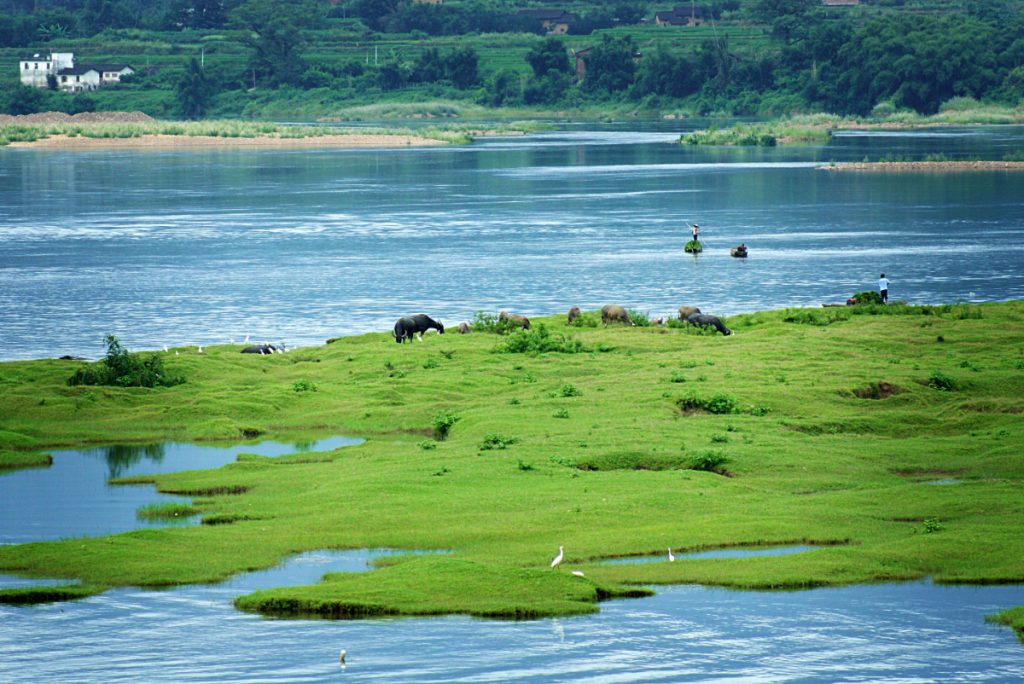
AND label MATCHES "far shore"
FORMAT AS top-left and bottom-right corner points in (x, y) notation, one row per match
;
(8, 133), (449, 150)
(820, 161), (1024, 172)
